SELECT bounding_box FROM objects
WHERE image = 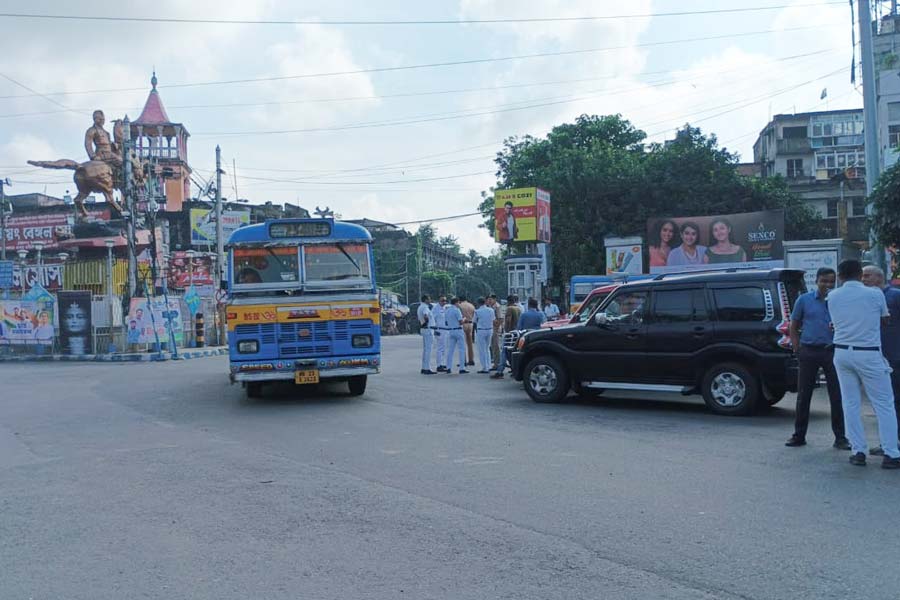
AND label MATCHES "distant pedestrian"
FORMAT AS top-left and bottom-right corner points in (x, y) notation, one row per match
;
(491, 295), (522, 379)
(444, 297), (468, 375)
(863, 265), (900, 456)
(517, 298), (547, 331)
(459, 295), (476, 366)
(417, 295), (435, 375)
(431, 295), (449, 372)
(785, 267), (848, 449)
(488, 294), (502, 370)
(474, 297), (494, 373)
(543, 297), (561, 320)
(828, 260), (899, 468)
